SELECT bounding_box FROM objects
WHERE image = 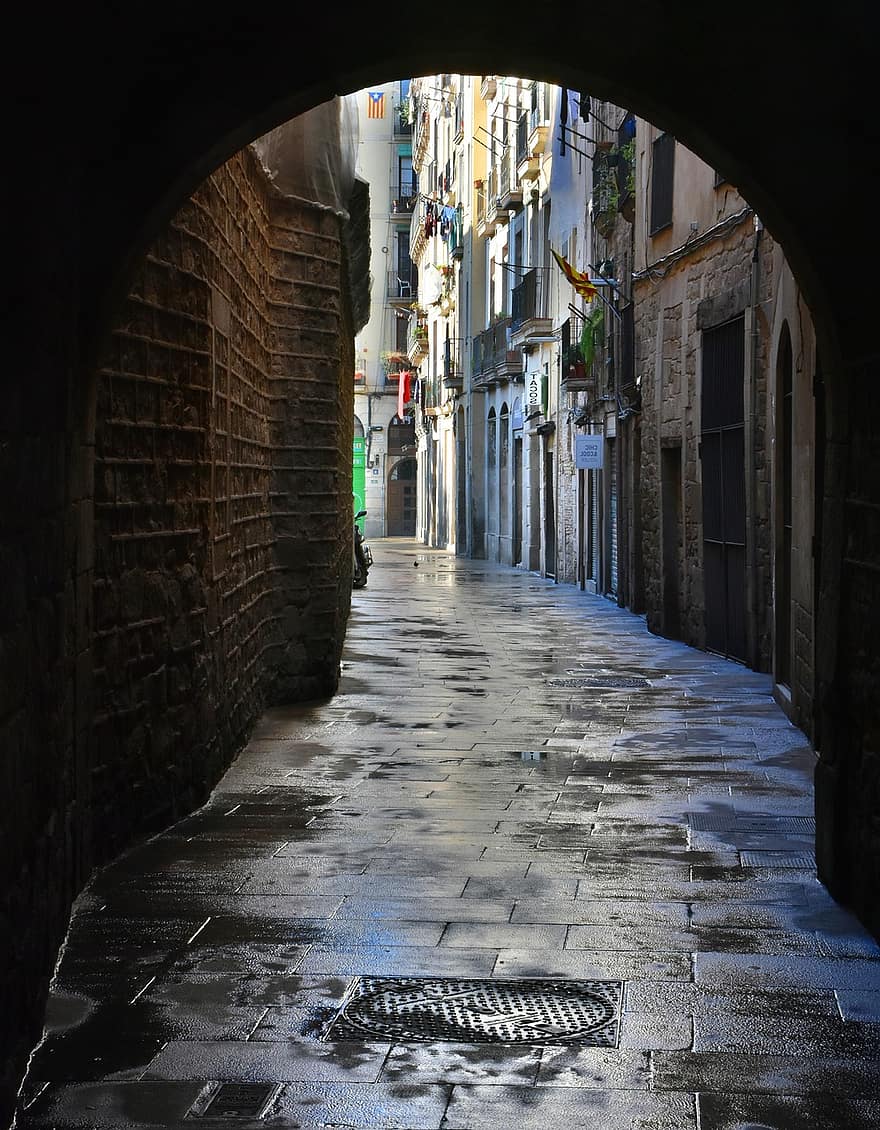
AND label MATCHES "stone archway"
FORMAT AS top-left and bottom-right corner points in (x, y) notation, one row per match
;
(3, 14), (880, 1120)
